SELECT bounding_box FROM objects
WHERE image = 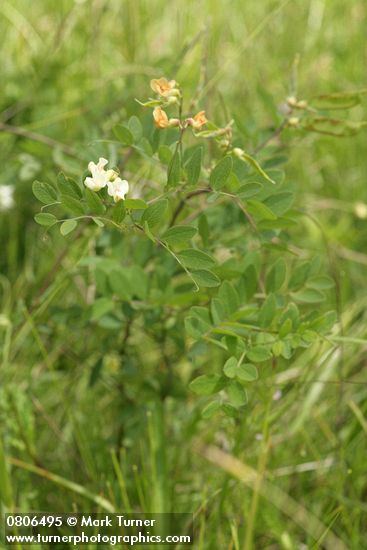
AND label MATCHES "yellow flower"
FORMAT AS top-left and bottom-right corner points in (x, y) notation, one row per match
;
(150, 77), (179, 98)
(187, 111), (207, 130)
(153, 107), (169, 128)
(153, 107), (180, 129)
